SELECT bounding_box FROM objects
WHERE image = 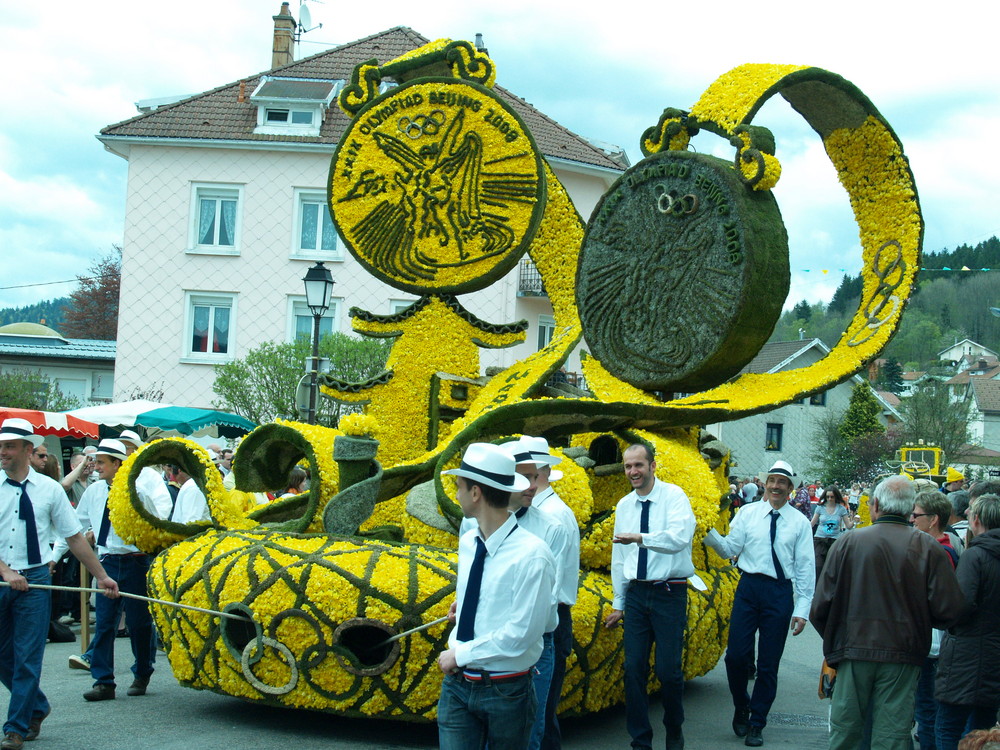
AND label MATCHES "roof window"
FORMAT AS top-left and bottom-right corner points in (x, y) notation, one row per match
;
(250, 76), (343, 136)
